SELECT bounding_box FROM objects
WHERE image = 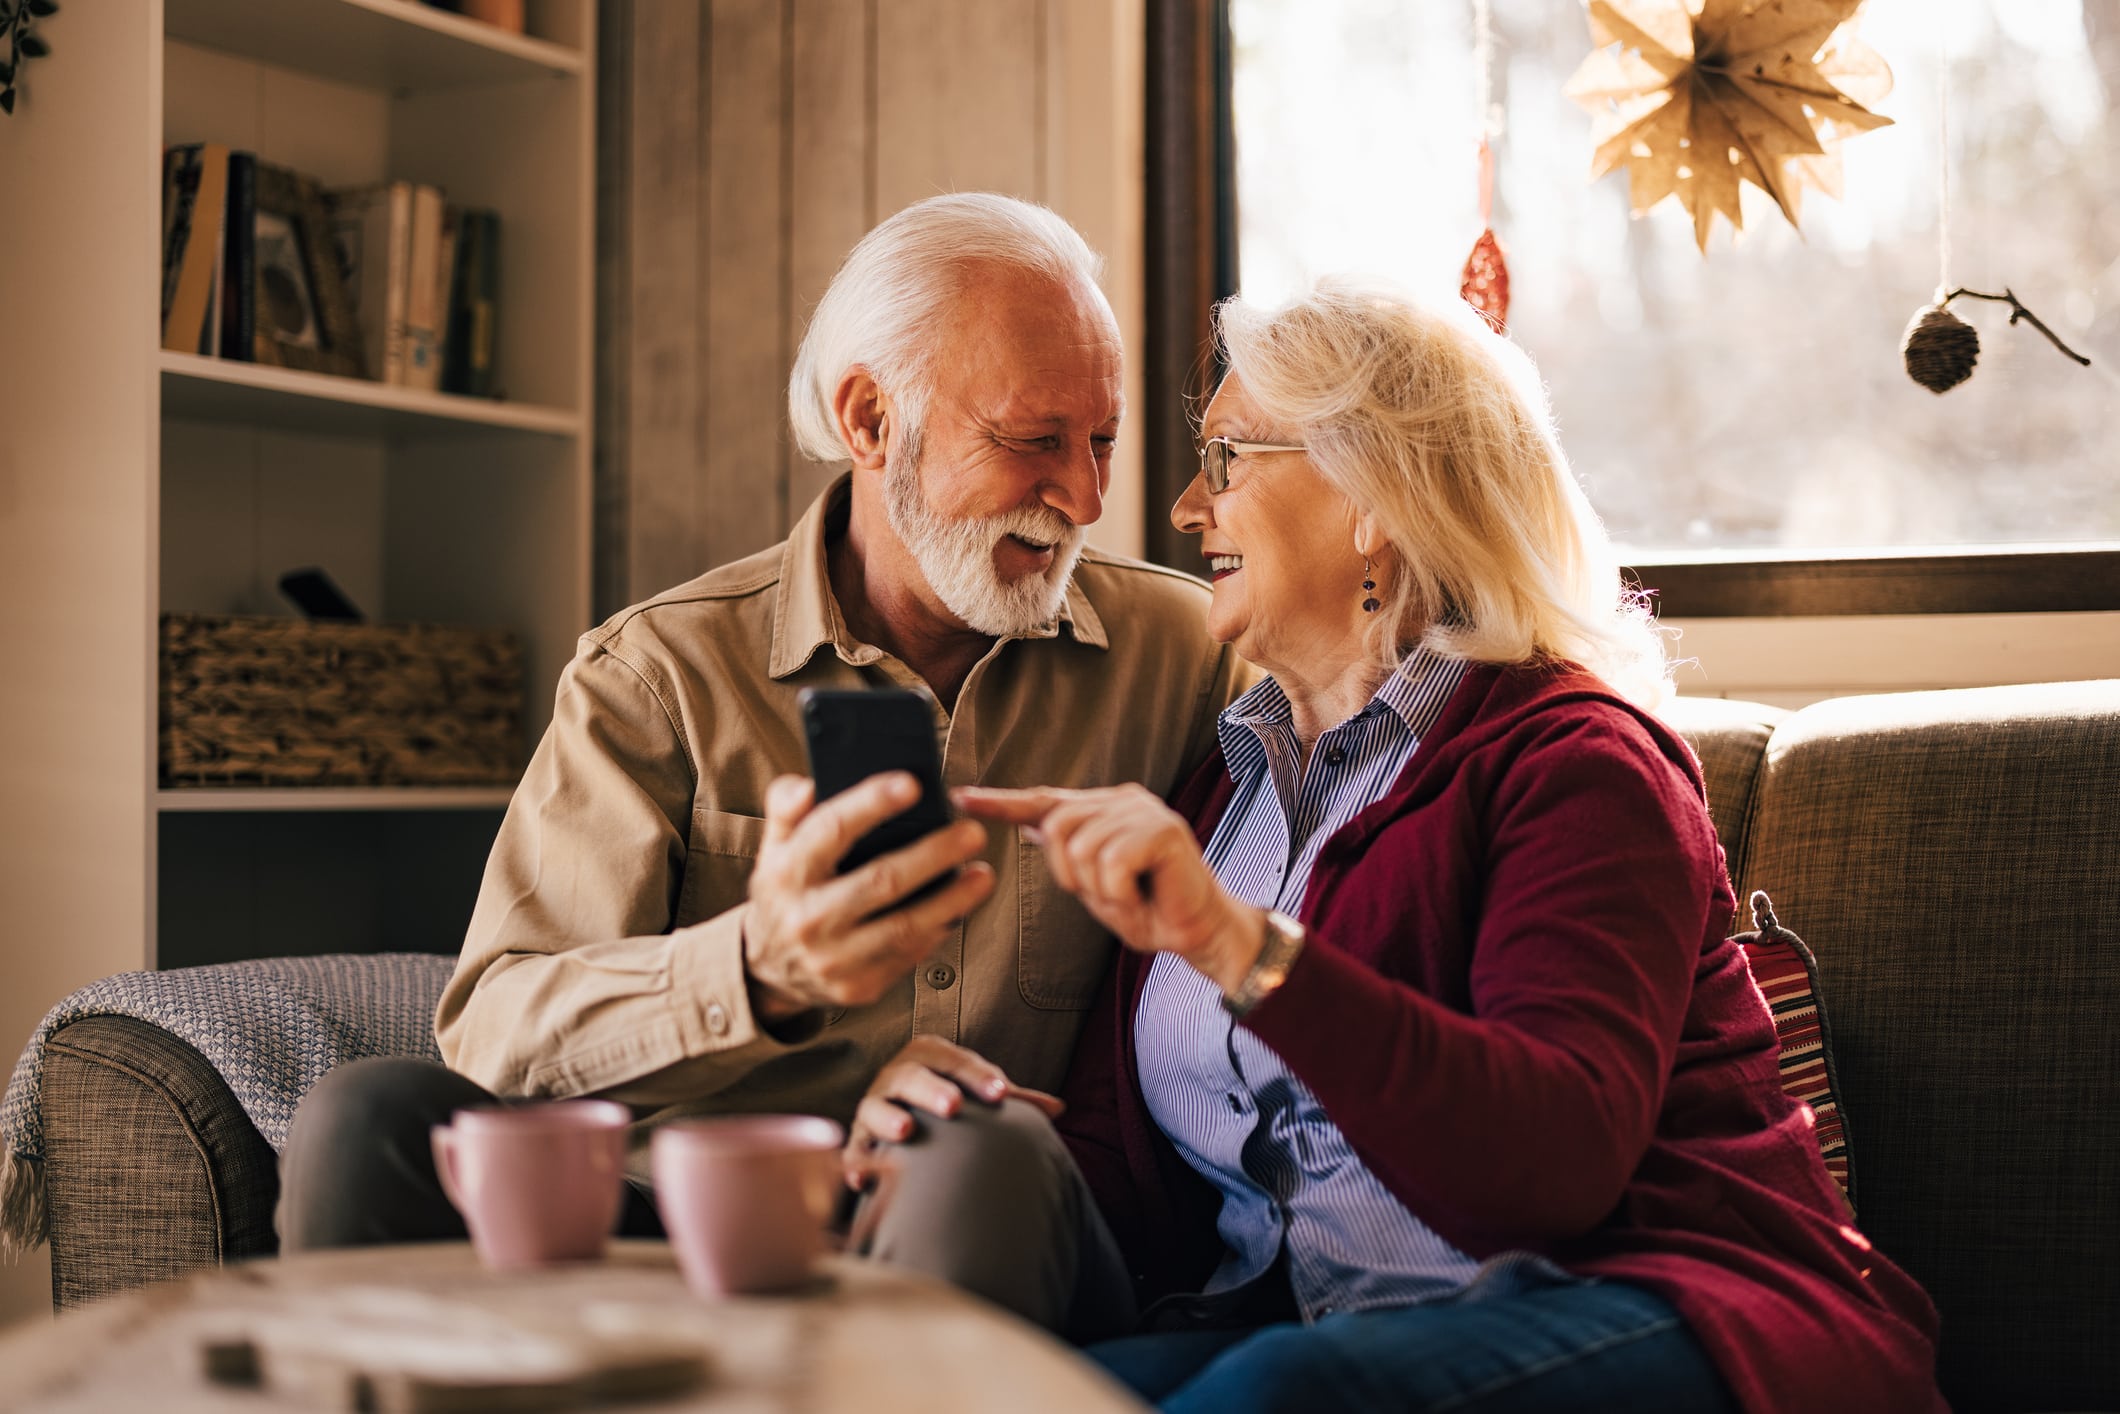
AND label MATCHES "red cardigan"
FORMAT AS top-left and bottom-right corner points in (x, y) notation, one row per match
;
(1057, 662), (1944, 1414)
